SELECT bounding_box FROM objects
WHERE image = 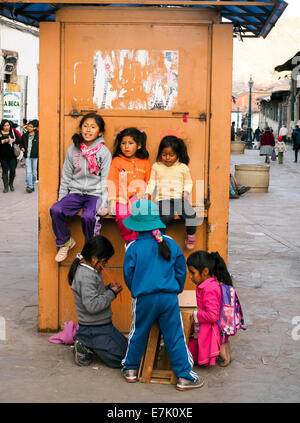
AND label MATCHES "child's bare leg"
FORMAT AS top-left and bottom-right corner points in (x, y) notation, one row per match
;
(219, 343), (228, 362)
(219, 341), (231, 367)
